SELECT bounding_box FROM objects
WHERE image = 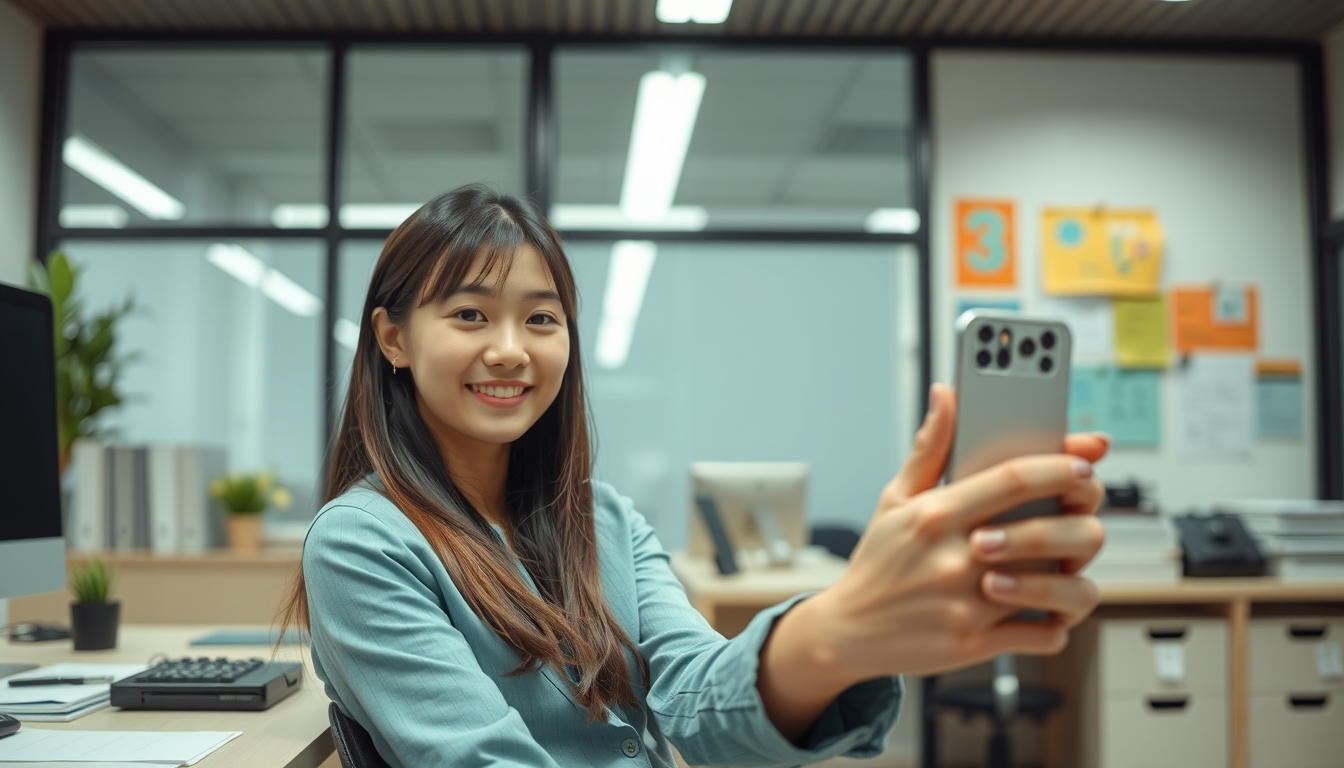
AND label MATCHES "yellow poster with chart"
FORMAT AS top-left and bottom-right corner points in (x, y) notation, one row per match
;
(1042, 208), (1163, 296)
